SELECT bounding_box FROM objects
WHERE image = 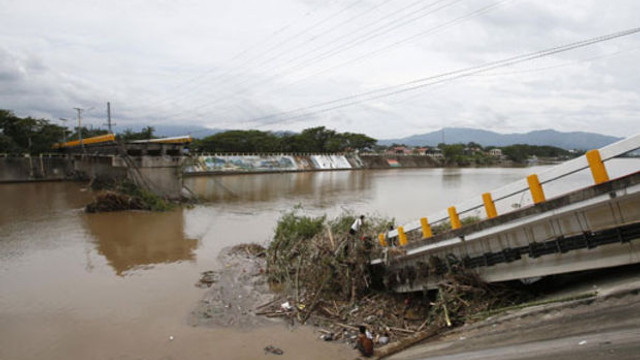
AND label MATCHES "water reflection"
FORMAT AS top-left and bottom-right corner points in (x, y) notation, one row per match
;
(83, 209), (197, 276)
(441, 168), (462, 188)
(185, 171), (372, 203)
(0, 182), (93, 228)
